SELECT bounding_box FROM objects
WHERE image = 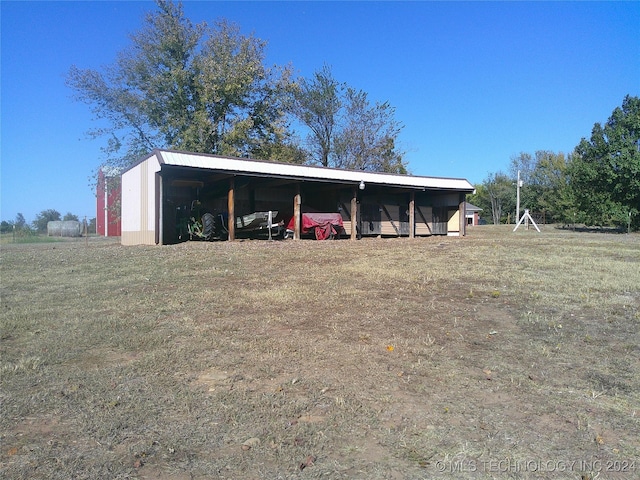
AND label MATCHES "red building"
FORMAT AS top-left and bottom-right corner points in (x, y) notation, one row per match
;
(96, 169), (122, 236)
